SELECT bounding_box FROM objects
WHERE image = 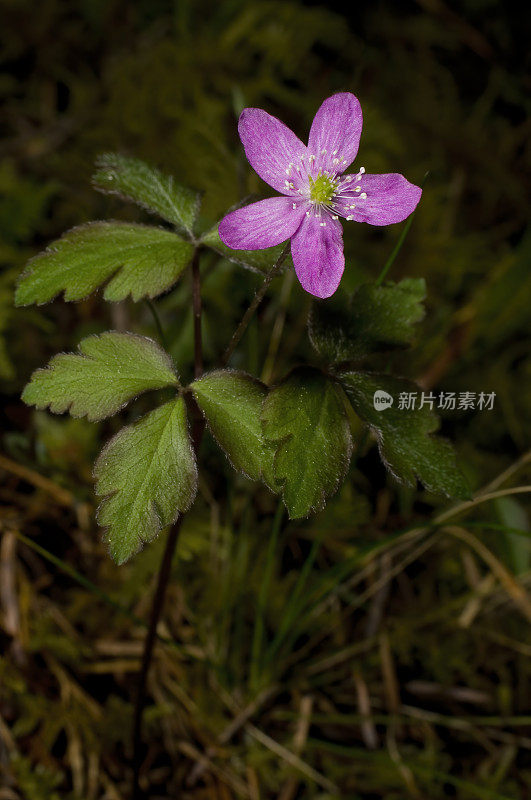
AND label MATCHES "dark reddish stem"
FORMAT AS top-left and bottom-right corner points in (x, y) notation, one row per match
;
(192, 247), (203, 378)
(132, 246), (204, 799)
(131, 516), (184, 799)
